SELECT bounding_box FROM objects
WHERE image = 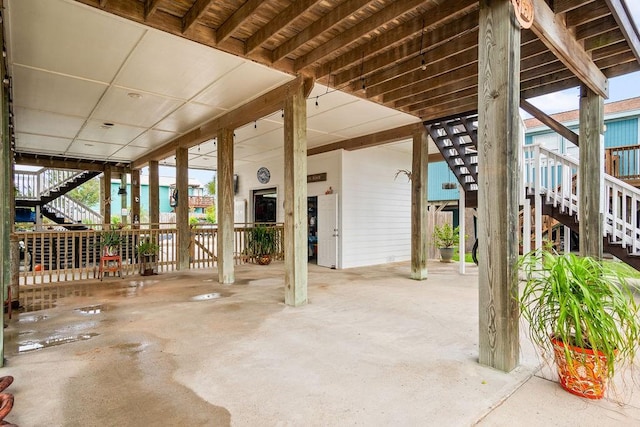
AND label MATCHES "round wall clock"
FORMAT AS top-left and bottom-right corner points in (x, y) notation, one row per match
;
(257, 166), (271, 184)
